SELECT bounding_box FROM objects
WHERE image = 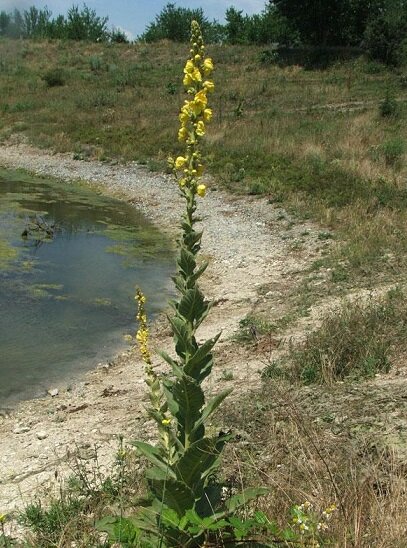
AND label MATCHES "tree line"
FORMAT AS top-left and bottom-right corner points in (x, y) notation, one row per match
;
(0, 1), (406, 66)
(0, 4), (128, 43)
